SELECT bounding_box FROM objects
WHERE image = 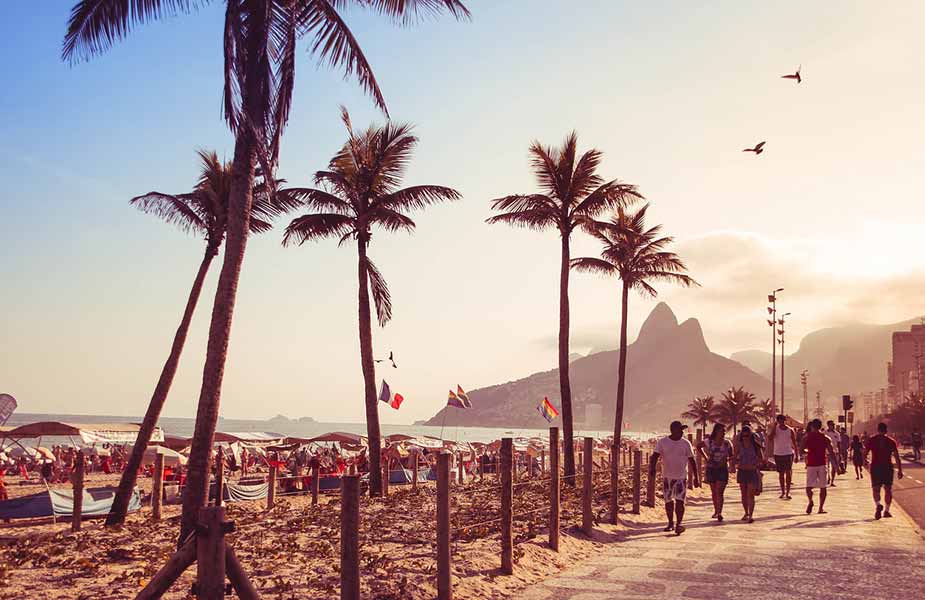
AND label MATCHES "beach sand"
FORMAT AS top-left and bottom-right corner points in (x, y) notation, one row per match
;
(0, 469), (682, 599)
